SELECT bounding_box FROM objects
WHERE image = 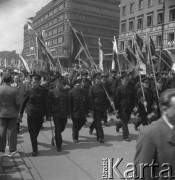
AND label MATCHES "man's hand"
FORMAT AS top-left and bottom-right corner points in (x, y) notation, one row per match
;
(17, 114), (23, 123)
(143, 101), (147, 107)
